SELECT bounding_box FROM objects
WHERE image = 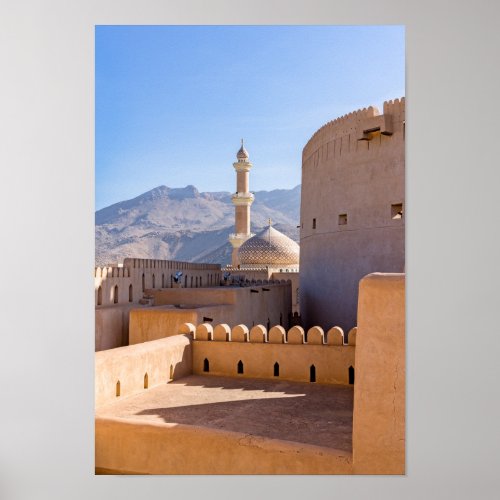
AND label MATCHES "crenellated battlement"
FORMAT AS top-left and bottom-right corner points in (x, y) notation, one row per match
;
(303, 106), (378, 159)
(122, 258), (220, 271)
(188, 321), (355, 385)
(302, 97), (405, 163)
(95, 258), (223, 309)
(94, 266), (130, 278)
(185, 322), (356, 346)
(383, 96), (405, 118)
